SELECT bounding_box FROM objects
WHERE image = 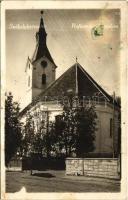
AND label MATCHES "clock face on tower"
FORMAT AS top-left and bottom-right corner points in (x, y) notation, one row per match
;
(41, 60), (47, 68)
